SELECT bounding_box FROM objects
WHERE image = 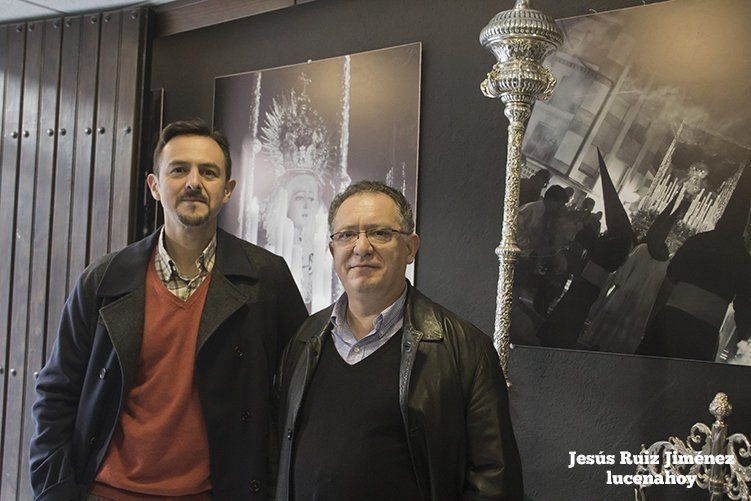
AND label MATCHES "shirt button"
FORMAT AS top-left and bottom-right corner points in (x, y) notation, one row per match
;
(286, 429), (293, 441)
(234, 345), (244, 358)
(99, 368), (107, 380)
(249, 479), (261, 492)
(241, 410), (251, 422)
(353, 346), (361, 353)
